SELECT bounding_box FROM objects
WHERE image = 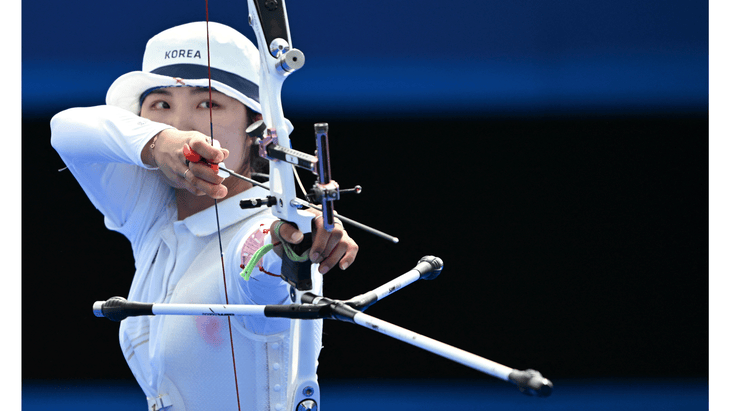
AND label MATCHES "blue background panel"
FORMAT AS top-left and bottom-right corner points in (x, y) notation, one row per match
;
(22, 0), (707, 117)
(22, 379), (708, 411)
